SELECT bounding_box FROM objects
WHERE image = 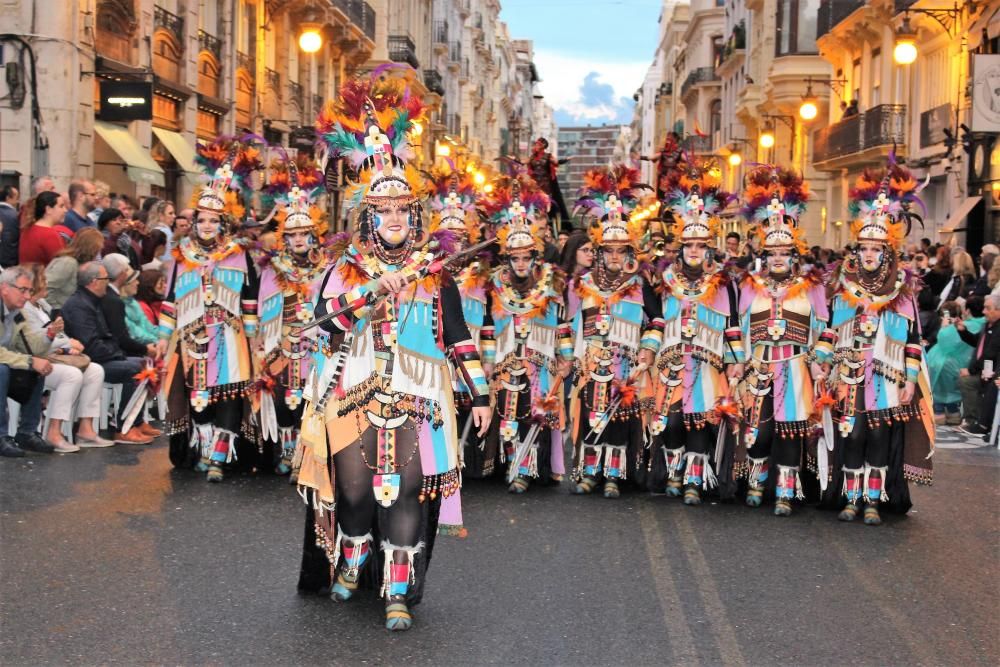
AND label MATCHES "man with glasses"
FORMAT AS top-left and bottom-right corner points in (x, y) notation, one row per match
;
(63, 179), (97, 233)
(0, 266), (56, 457)
(61, 262), (153, 444)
